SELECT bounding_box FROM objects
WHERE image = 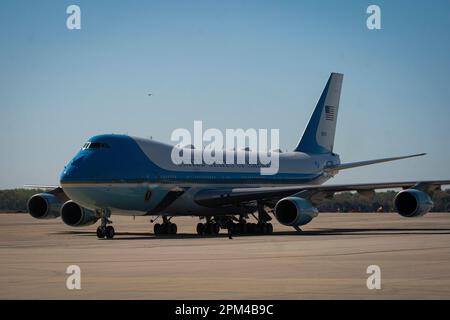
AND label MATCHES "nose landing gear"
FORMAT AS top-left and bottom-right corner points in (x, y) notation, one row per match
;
(96, 209), (115, 239)
(97, 225), (115, 239)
